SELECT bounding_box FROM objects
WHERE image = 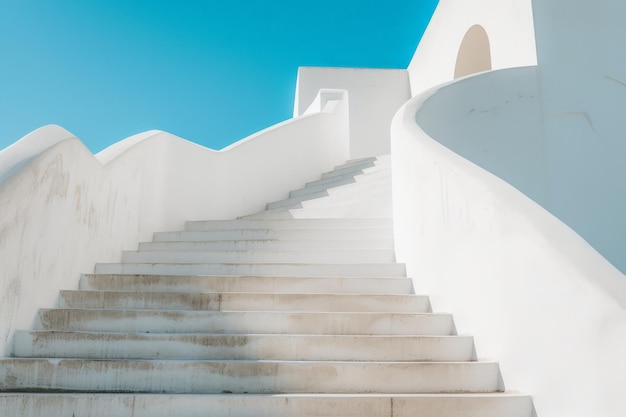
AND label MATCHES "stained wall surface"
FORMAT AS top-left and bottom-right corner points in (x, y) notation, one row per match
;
(0, 91), (350, 356)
